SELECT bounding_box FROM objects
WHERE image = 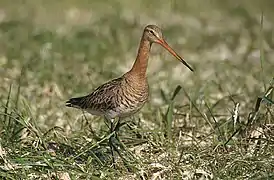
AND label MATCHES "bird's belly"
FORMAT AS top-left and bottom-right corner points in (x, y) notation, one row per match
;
(106, 101), (146, 119)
